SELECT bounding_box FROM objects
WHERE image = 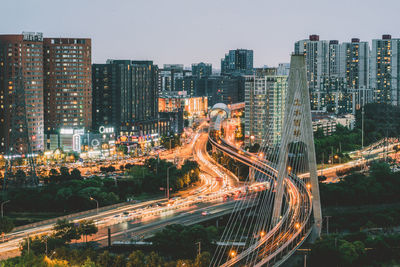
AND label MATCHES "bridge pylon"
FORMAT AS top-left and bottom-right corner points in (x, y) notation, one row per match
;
(271, 54), (322, 239)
